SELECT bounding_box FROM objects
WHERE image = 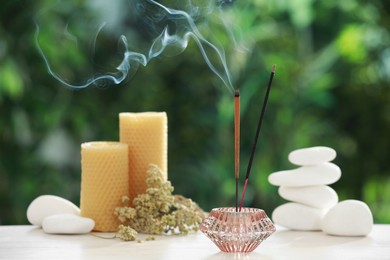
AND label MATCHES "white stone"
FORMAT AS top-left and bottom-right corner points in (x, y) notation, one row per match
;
(272, 202), (326, 231)
(279, 185), (338, 209)
(268, 162), (341, 187)
(322, 200), (373, 236)
(288, 146), (336, 166)
(27, 195), (80, 226)
(42, 214), (95, 234)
